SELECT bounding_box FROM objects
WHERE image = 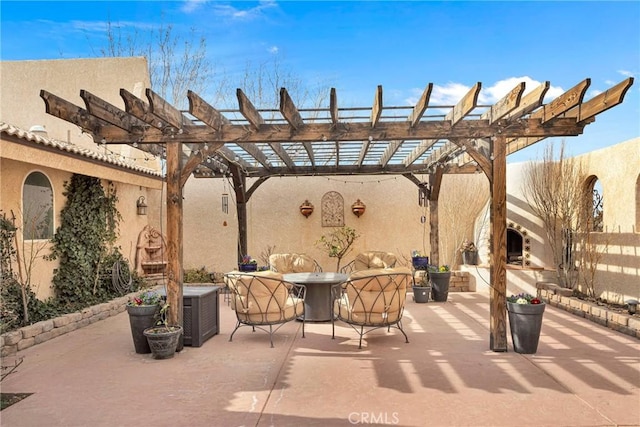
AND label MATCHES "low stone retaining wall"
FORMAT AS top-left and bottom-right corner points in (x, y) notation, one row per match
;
(536, 282), (640, 339)
(1, 295), (133, 357)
